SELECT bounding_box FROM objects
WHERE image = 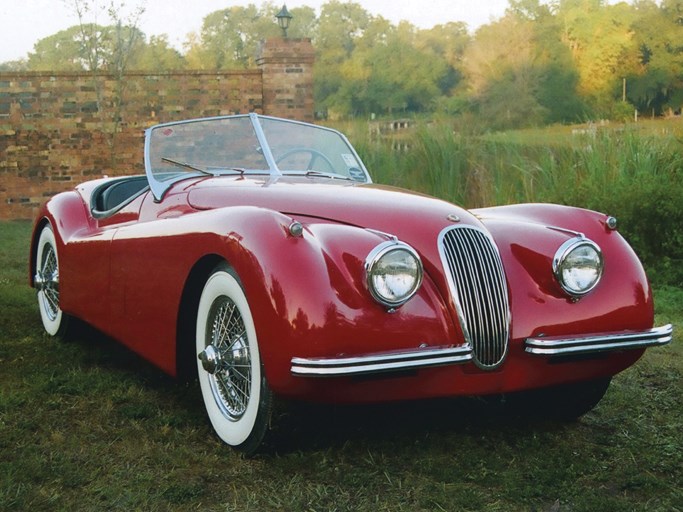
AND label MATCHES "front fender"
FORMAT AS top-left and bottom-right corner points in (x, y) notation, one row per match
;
(212, 214), (463, 396)
(96, 205), (456, 380)
(479, 204), (655, 342)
